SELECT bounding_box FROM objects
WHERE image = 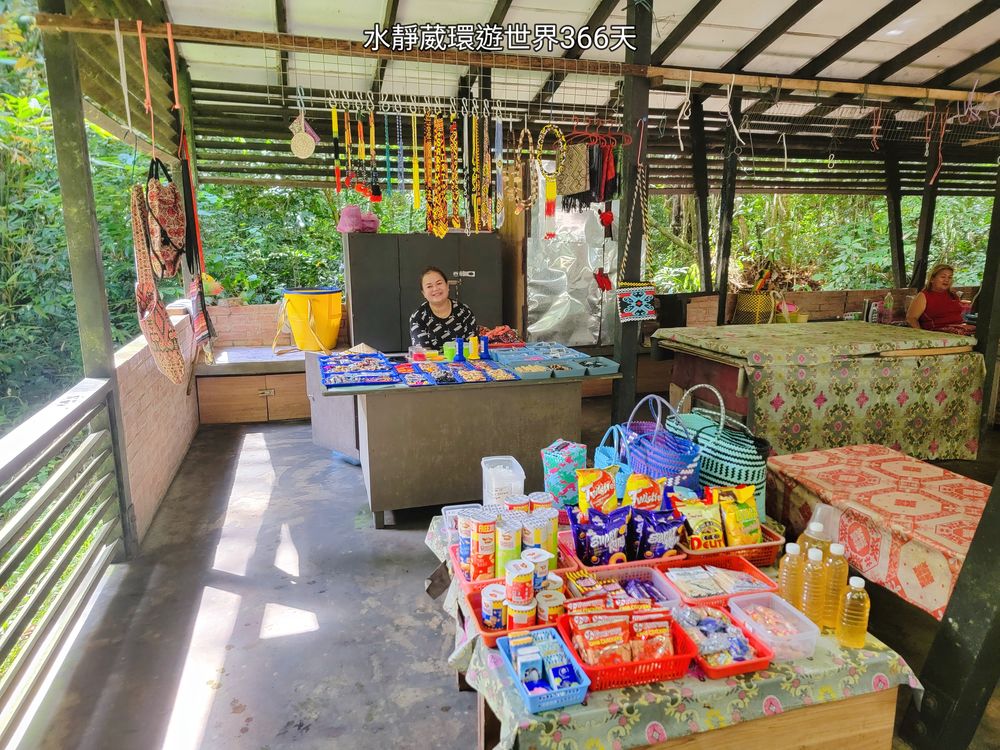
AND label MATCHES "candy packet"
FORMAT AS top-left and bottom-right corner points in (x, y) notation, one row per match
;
(630, 508), (685, 560)
(569, 505), (630, 566)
